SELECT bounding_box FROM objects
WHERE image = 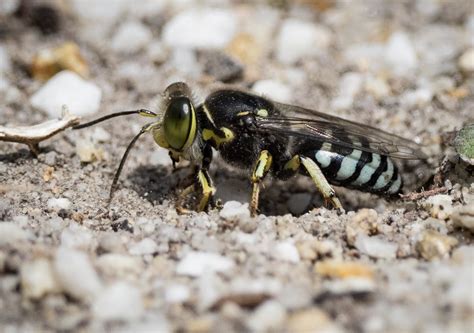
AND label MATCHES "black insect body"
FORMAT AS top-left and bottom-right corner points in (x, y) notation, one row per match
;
(74, 82), (425, 216)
